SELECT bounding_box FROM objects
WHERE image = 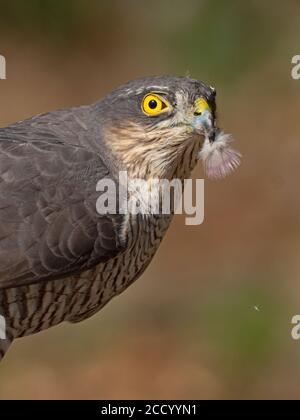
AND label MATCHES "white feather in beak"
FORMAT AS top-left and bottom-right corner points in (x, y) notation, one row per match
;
(199, 131), (241, 179)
